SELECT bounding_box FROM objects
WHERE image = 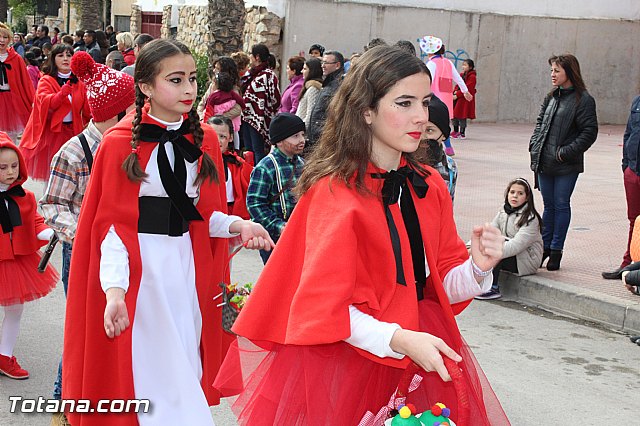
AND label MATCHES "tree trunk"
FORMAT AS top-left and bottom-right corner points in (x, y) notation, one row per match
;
(80, 0), (101, 30)
(0, 0), (8, 24)
(207, 0), (246, 66)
